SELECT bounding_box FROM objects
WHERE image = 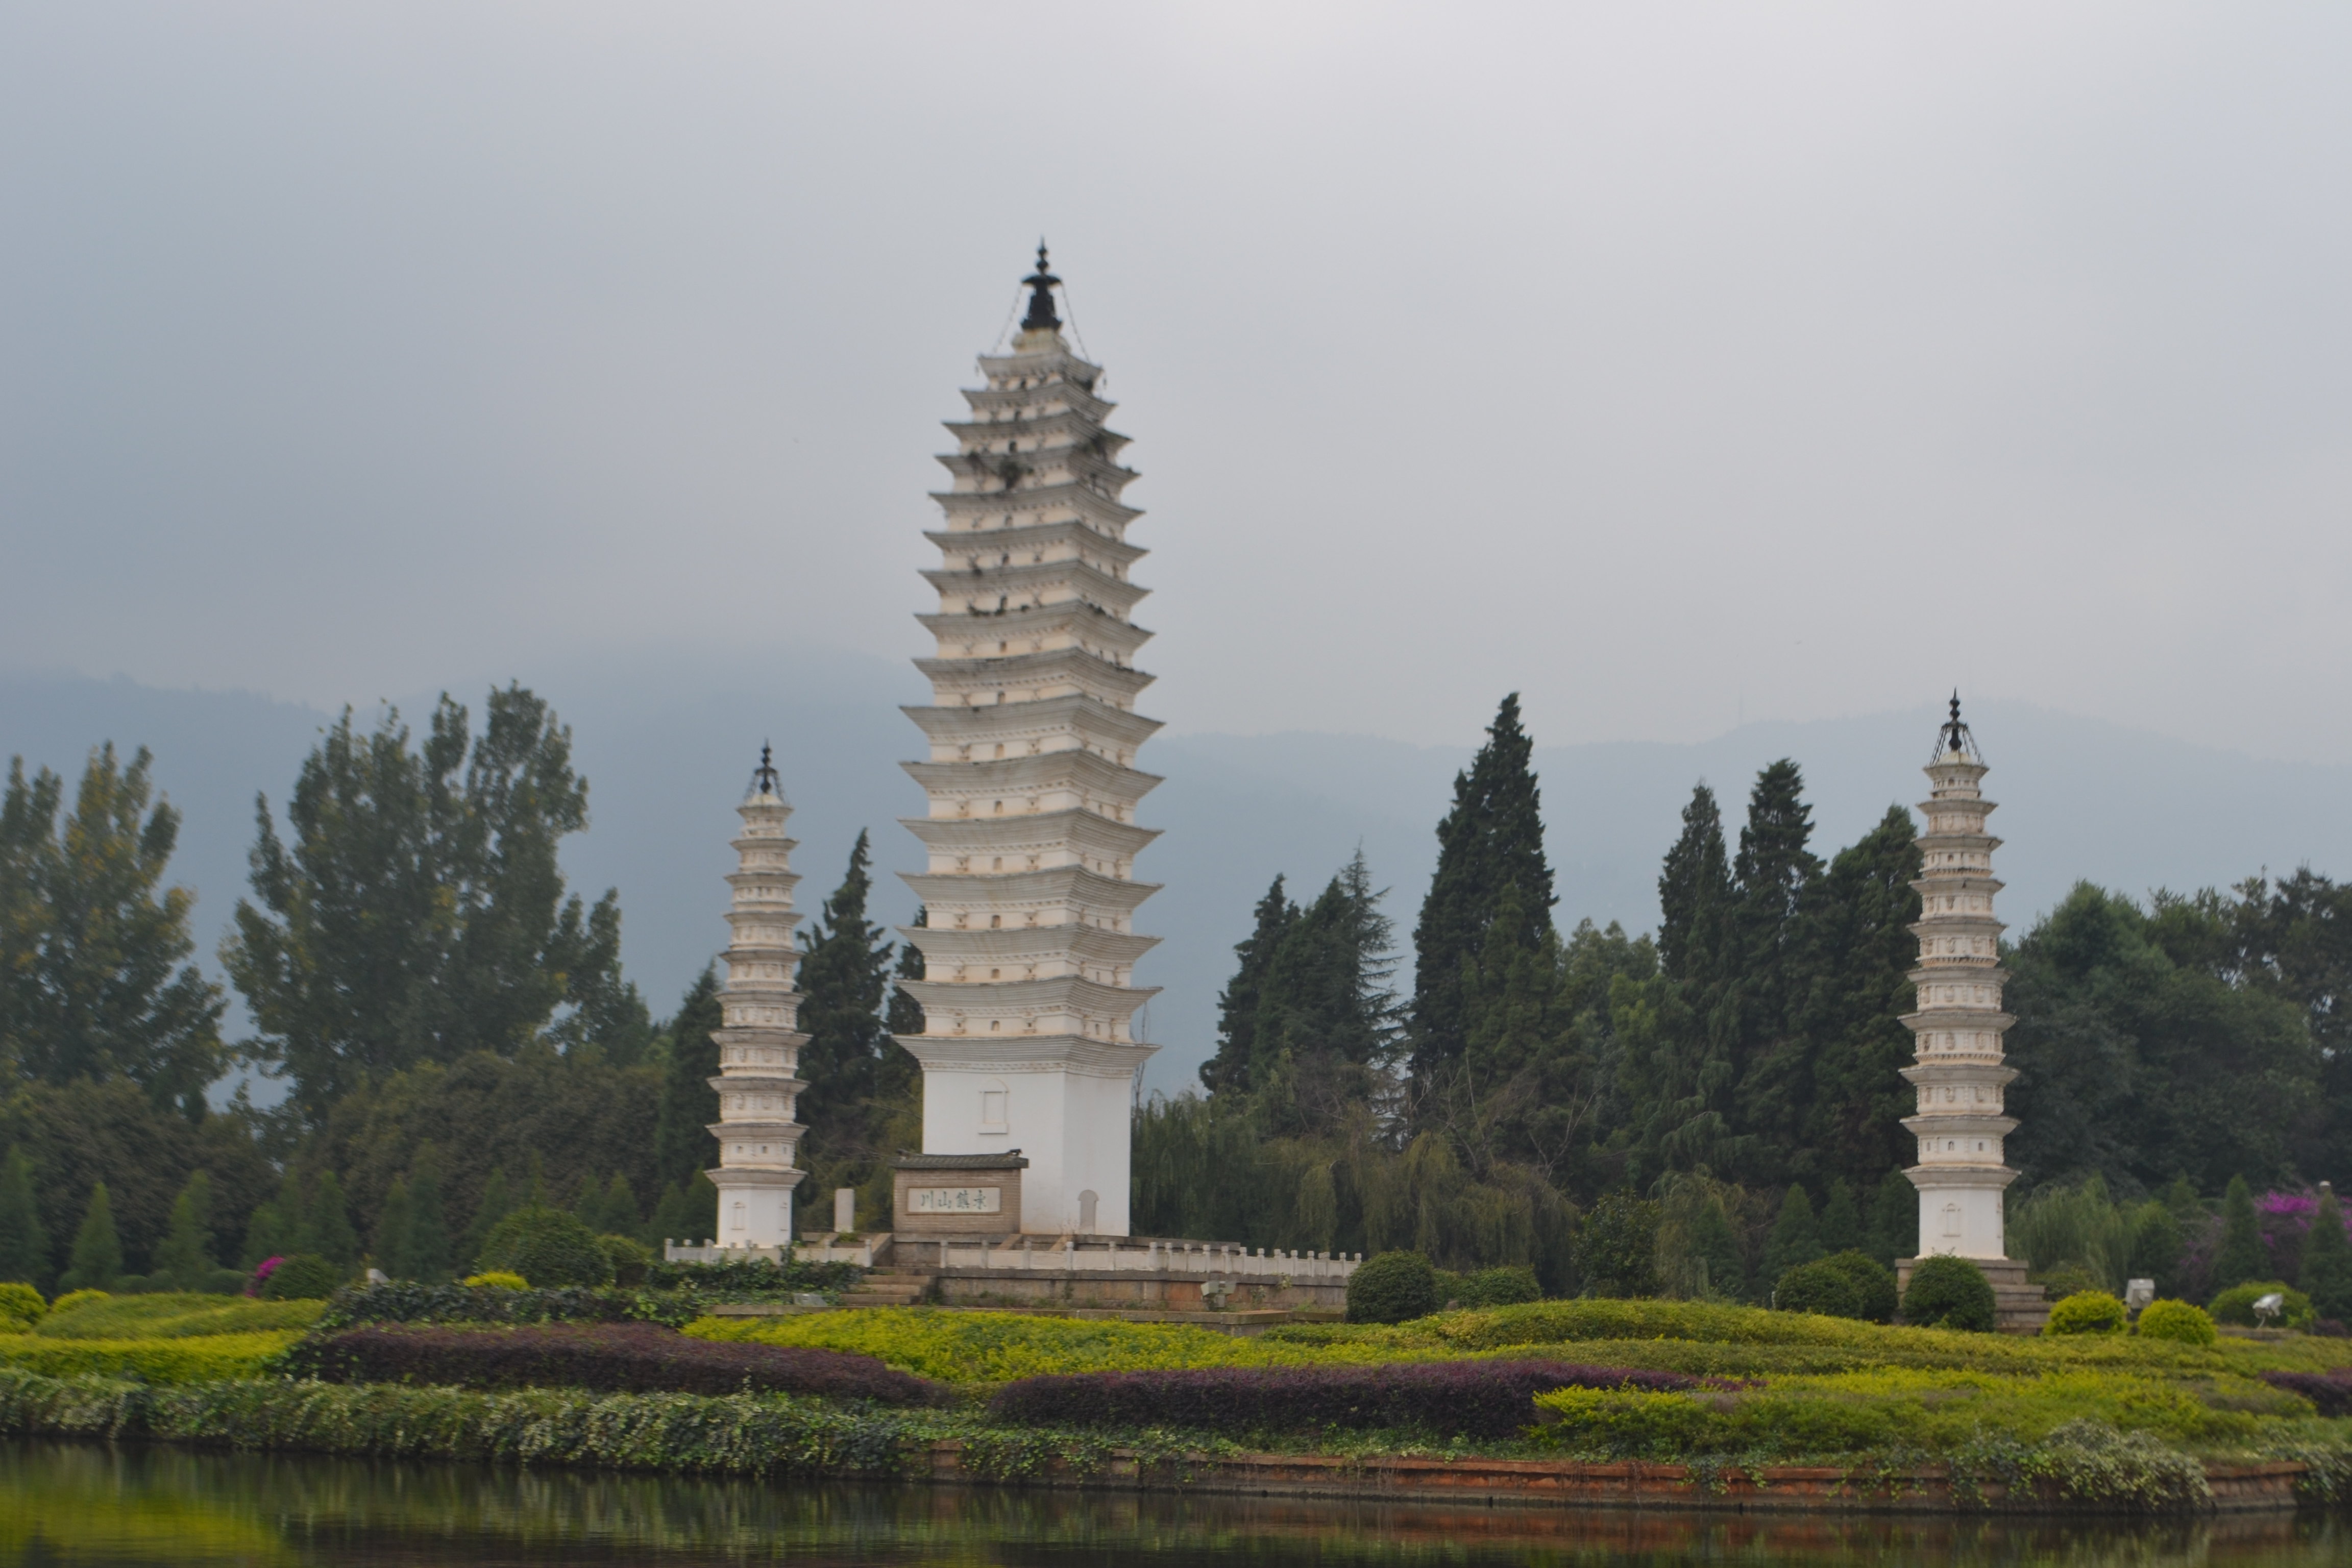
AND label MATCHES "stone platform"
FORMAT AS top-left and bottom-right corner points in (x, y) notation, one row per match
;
(1895, 1256), (2049, 1334)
